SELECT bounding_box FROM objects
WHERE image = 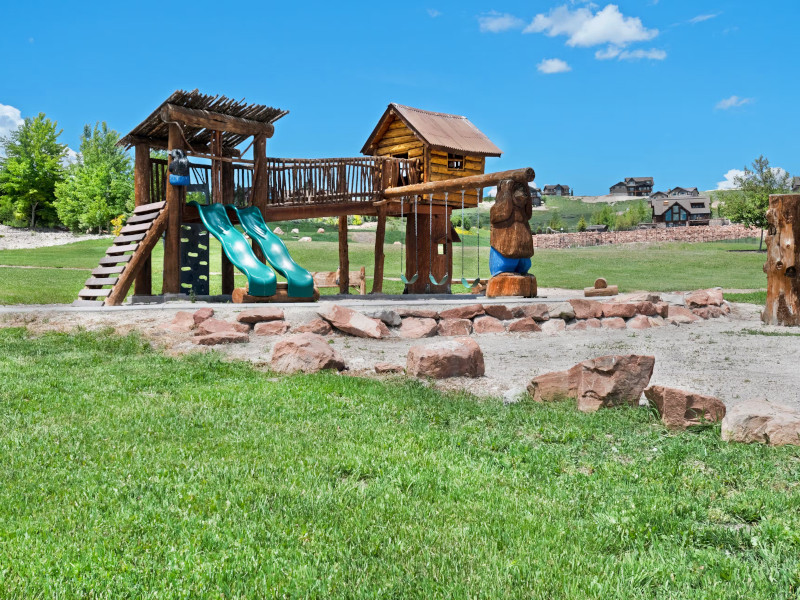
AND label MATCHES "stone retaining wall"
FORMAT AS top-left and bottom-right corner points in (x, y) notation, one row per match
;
(532, 225), (759, 249)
